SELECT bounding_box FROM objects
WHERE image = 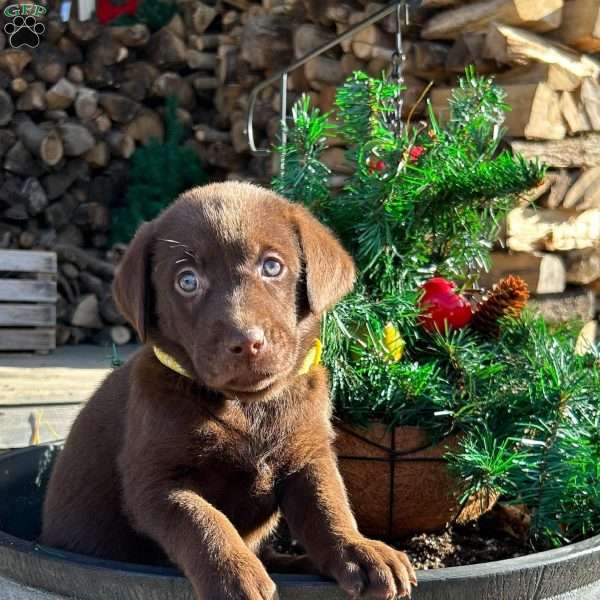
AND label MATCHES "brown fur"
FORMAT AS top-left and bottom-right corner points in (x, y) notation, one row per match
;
(41, 183), (416, 599)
